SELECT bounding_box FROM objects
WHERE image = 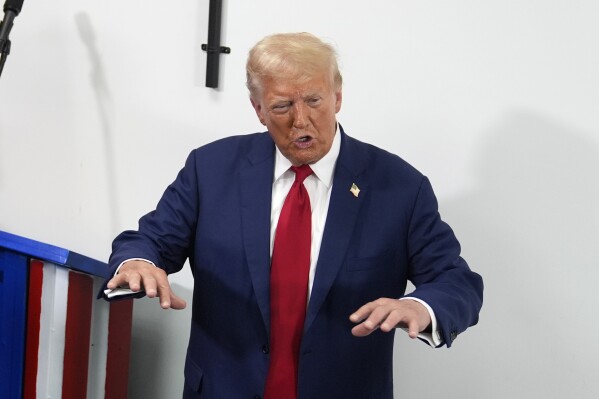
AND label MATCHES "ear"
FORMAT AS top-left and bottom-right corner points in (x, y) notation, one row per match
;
(250, 97), (266, 126)
(334, 89), (343, 113)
